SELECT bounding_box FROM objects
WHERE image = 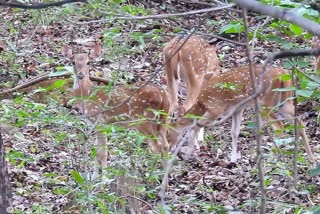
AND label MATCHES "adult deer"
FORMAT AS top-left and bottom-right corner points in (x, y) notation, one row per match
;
(163, 35), (220, 115)
(163, 35), (220, 146)
(167, 64), (315, 166)
(69, 45), (170, 178)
